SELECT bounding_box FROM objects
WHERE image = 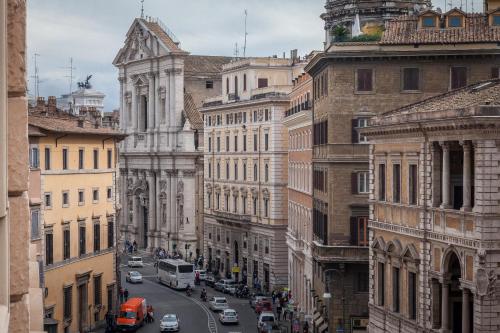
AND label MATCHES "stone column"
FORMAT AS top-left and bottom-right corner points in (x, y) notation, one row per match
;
(119, 77), (125, 130)
(154, 73), (160, 130)
(169, 69), (176, 128)
(462, 288), (470, 333)
(131, 85), (138, 131)
(148, 73), (155, 131)
(461, 141), (472, 211)
(441, 282), (449, 331)
(132, 172), (139, 231)
(164, 70), (171, 129)
(440, 142), (451, 209)
(147, 171), (156, 236)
